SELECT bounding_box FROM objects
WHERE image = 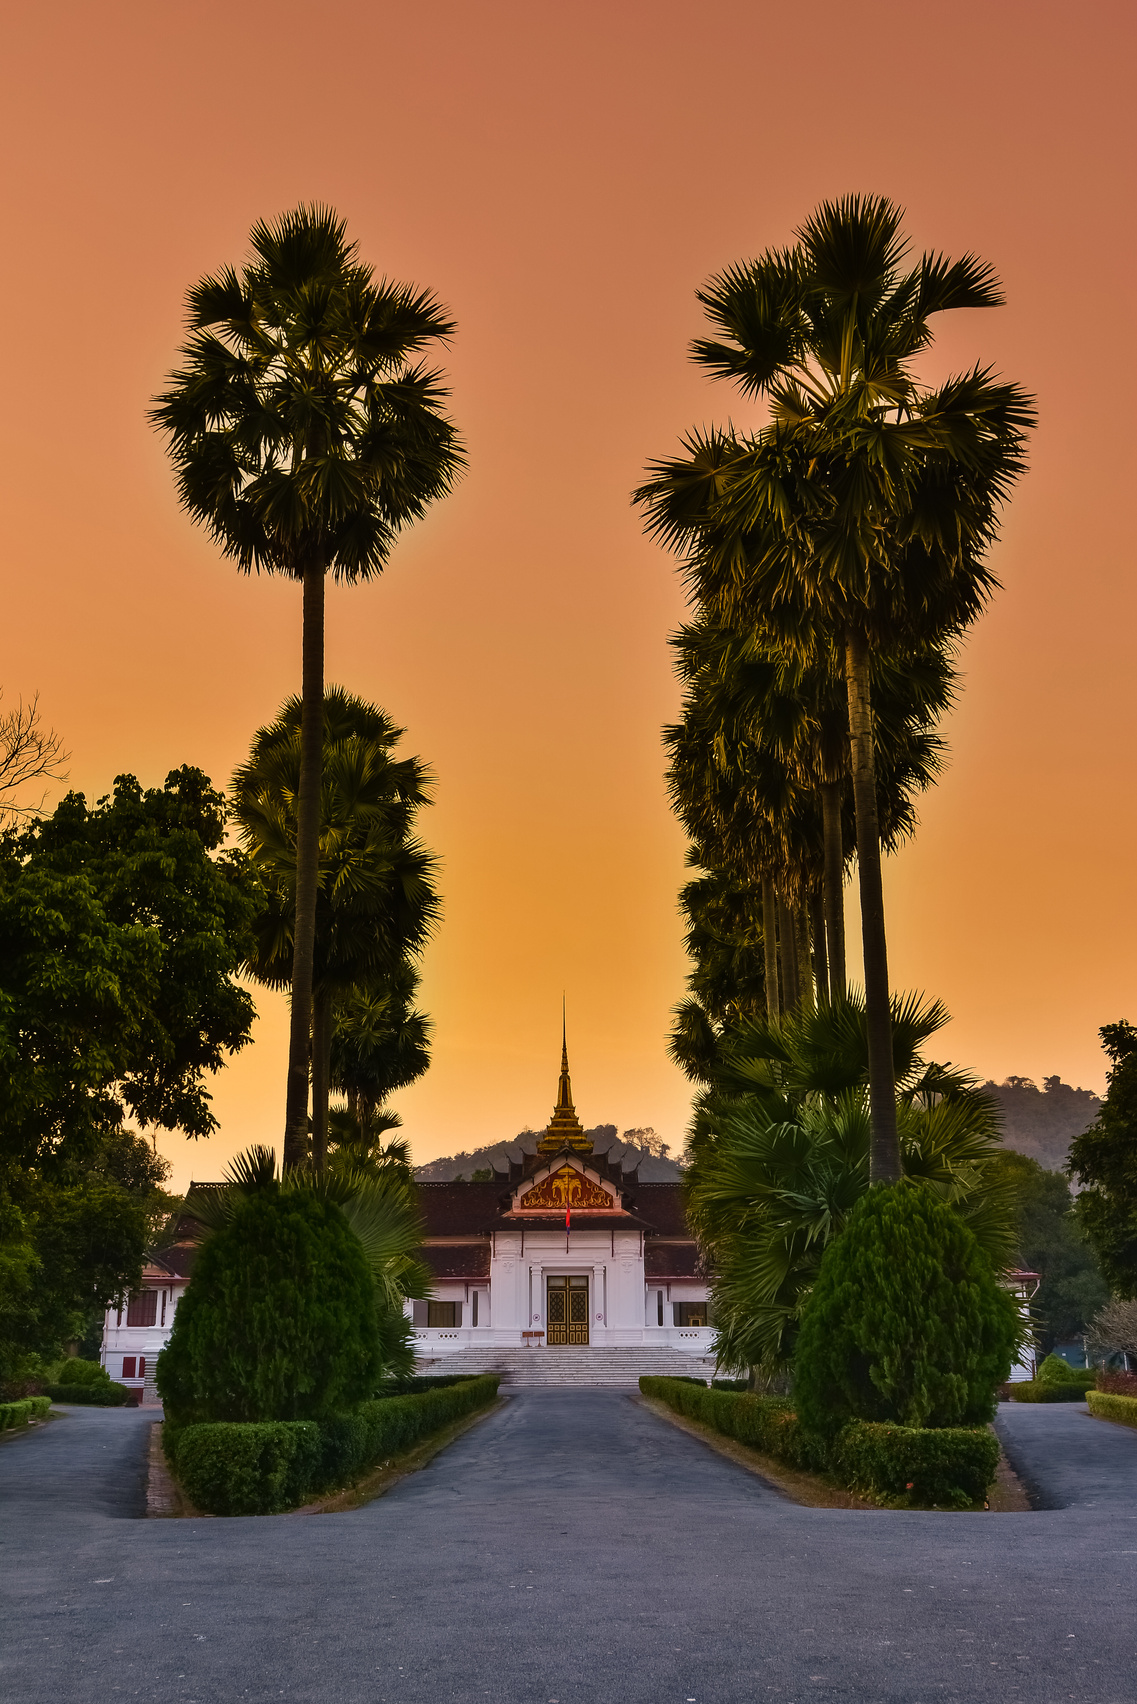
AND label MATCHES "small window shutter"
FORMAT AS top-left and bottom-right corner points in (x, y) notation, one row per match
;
(412, 1300), (429, 1327)
(138, 1357), (146, 1378)
(453, 1302), (462, 1326)
(471, 1292), (479, 1327)
(657, 1291), (664, 1327)
(122, 1357), (136, 1379)
(673, 1303), (681, 1327)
